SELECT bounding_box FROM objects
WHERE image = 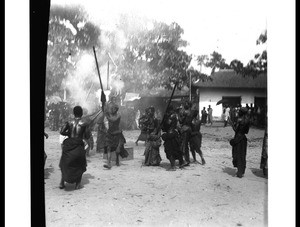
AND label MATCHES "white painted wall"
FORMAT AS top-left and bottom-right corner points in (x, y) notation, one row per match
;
(198, 88), (266, 120)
